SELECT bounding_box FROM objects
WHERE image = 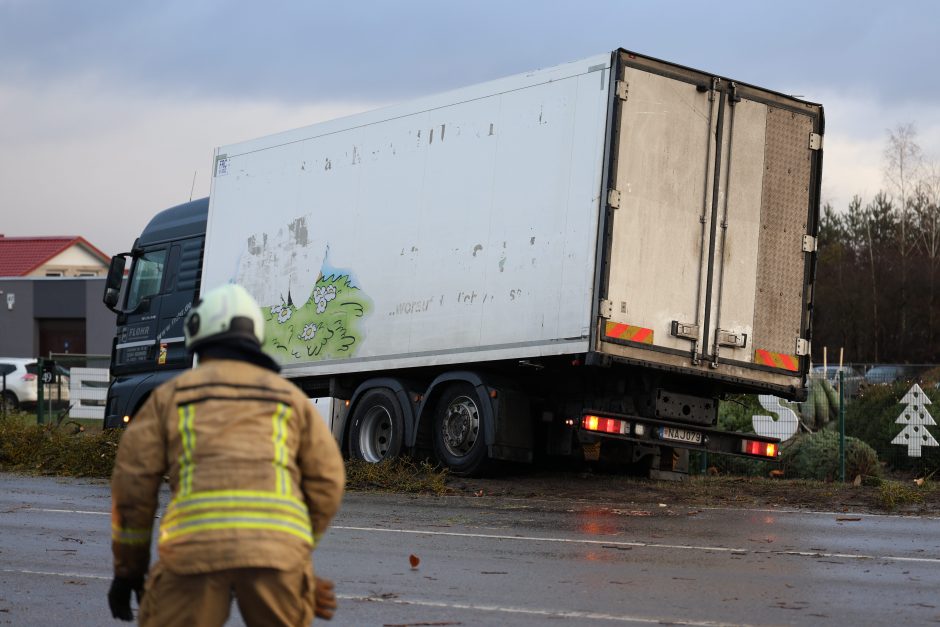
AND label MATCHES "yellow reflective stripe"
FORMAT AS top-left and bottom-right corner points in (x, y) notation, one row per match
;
(271, 403), (292, 495)
(164, 509), (309, 527)
(169, 488), (307, 508)
(160, 520), (314, 544)
(163, 499), (309, 527)
(161, 489), (313, 545)
(178, 404), (196, 496)
(111, 524), (153, 545)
